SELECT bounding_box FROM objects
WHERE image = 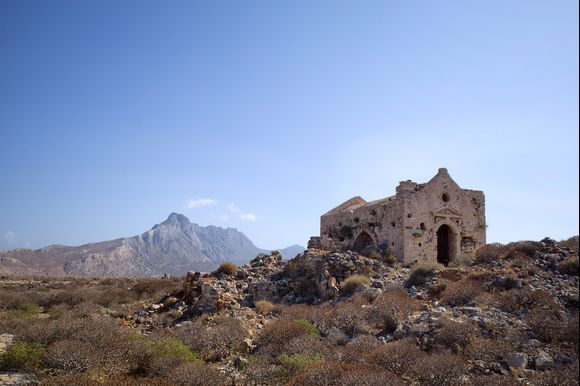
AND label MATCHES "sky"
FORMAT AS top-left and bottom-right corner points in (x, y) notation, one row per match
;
(0, 0), (578, 251)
